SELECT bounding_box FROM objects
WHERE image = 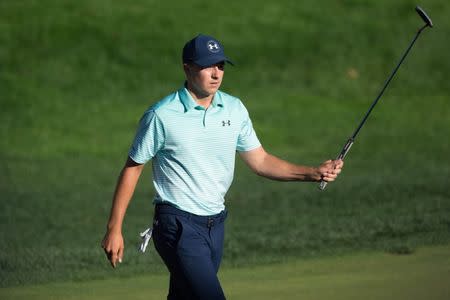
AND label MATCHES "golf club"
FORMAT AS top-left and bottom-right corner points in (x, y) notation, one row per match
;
(319, 6), (433, 190)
